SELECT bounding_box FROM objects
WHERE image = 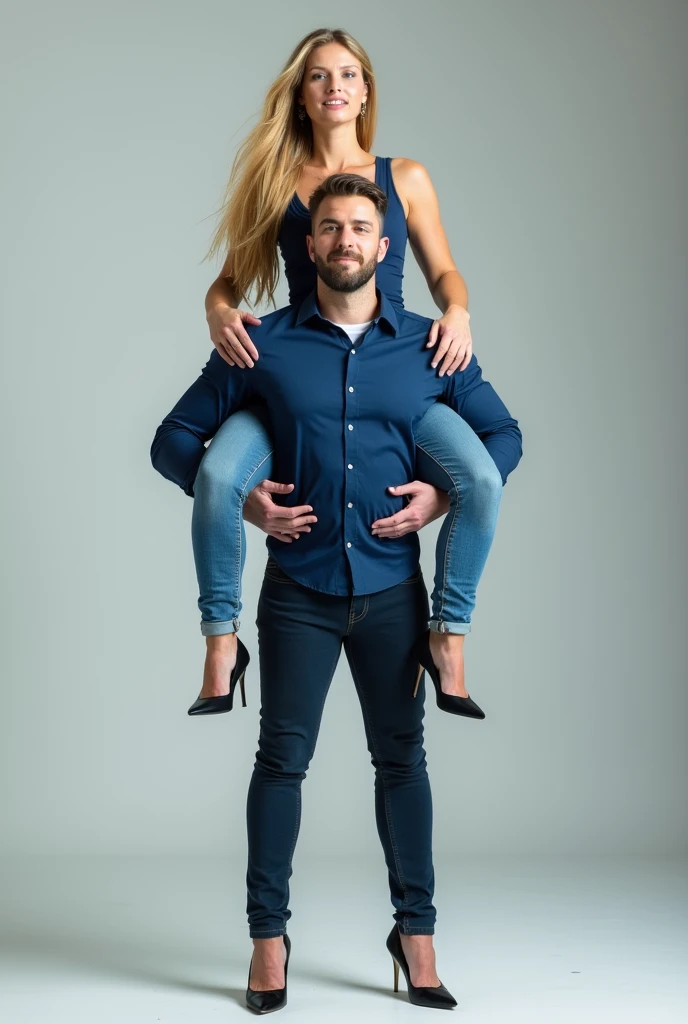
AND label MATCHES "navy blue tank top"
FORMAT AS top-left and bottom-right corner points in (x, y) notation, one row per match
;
(277, 156), (407, 309)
